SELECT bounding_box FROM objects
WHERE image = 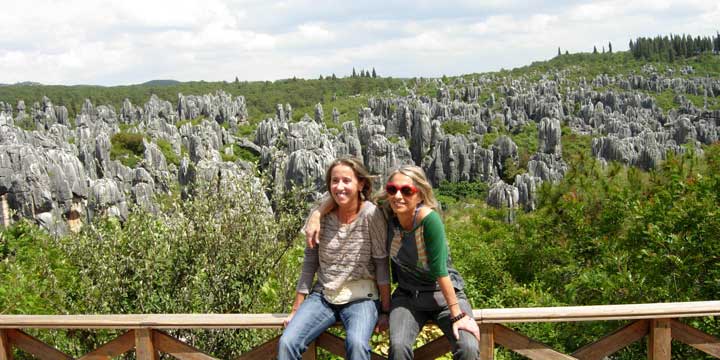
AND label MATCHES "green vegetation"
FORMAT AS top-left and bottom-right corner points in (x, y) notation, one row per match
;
(441, 120), (471, 136)
(109, 132), (145, 168)
(629, 33), (720, 62)
(156, 138), (180, 167)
